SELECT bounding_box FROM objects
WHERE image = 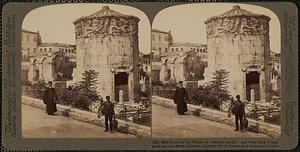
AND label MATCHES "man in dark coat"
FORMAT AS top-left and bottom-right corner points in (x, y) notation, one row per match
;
(233, 95), (245, 132)
(43, 81), (57, 115)
(173, 81), (188, 115)
(102, 96), (115, 133)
